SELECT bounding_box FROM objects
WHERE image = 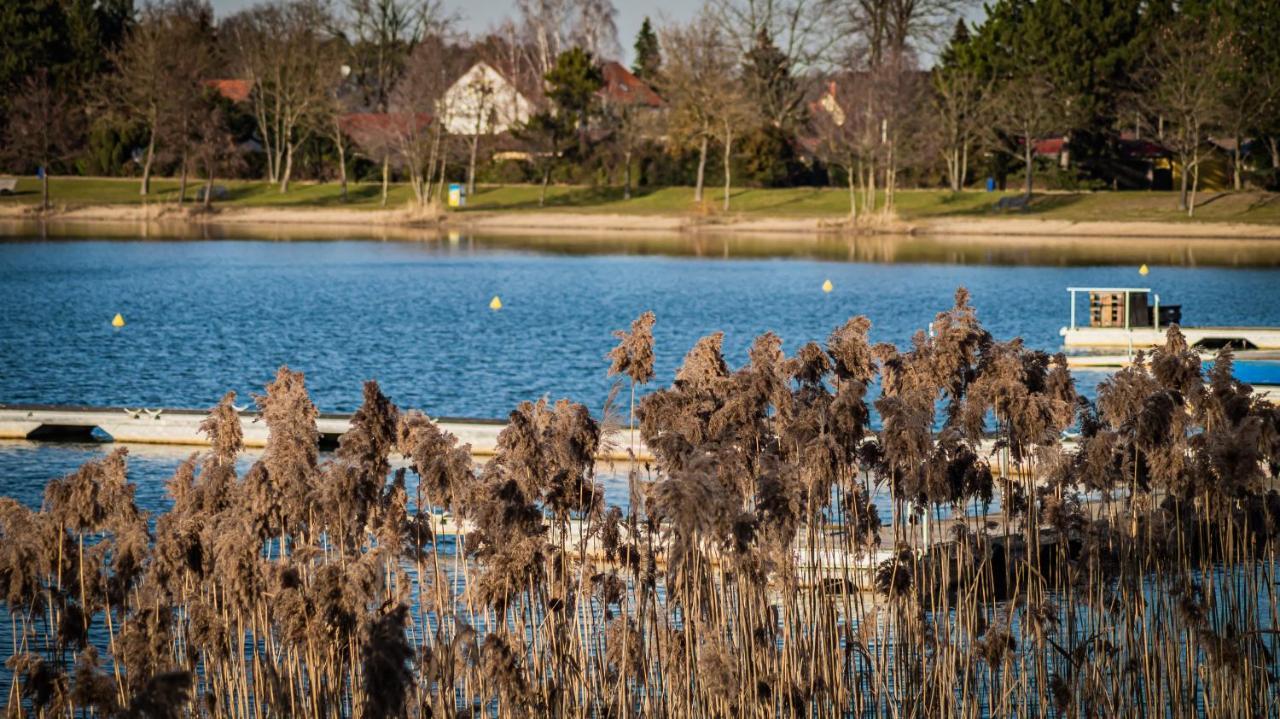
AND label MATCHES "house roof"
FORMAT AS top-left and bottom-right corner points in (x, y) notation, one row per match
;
(1034, 137), (1066, 156)
(203, 79), (252, 103)
(599, 62), (663, 108)
(338, 112), (433, 135)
